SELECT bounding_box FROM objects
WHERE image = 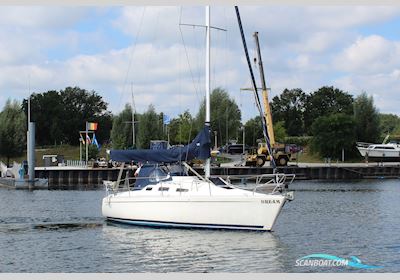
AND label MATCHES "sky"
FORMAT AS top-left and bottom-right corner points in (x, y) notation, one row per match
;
(1, 5), (400, 121)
